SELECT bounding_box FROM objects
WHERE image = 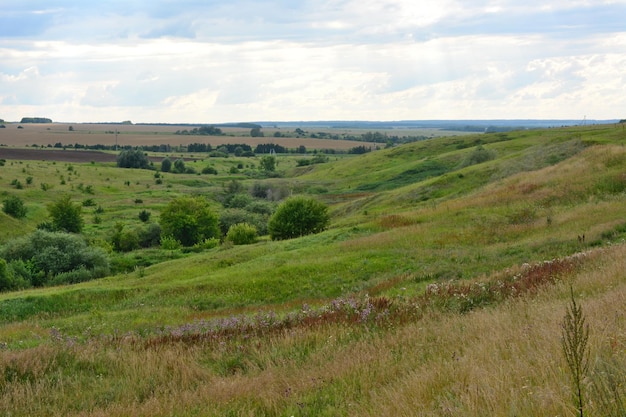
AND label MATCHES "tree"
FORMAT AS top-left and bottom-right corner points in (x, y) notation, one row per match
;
(173, 158), (185, 173)
(161, 157), (172, 172)
(2, 195), (27, 219)
(159, 196), (220, 246)
(260, 155), (276, 172)
(268, 196), (330, 240)
(116, 149), (150, 169)
(47, 194), (84, 233)
(250, 127), (264, 137)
